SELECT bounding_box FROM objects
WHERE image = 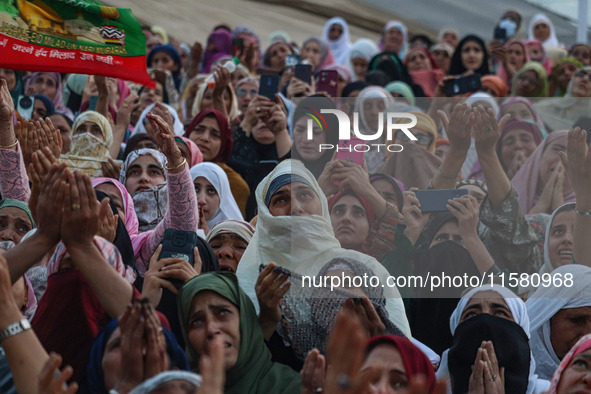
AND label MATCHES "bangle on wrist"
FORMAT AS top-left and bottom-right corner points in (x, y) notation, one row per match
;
(575, 207), (591, 216)
(0, 140), (18, 149)
(437, 166), (459, 180)
(165, 157), (186, 171)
